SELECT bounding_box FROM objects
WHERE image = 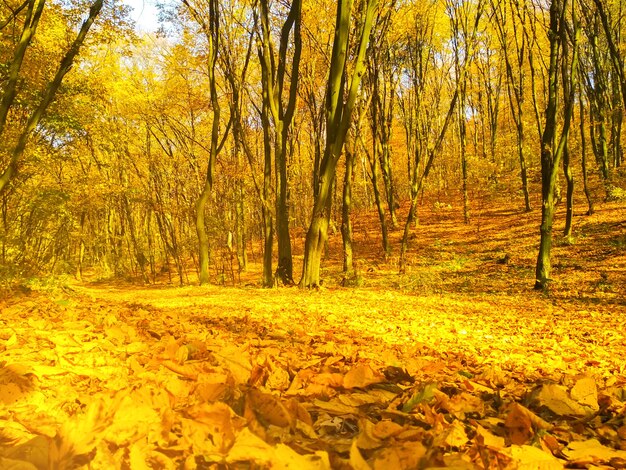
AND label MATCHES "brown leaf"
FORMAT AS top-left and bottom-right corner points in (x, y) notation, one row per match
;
(504, 403), (535, 445)
(247, 389), (292, 427)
